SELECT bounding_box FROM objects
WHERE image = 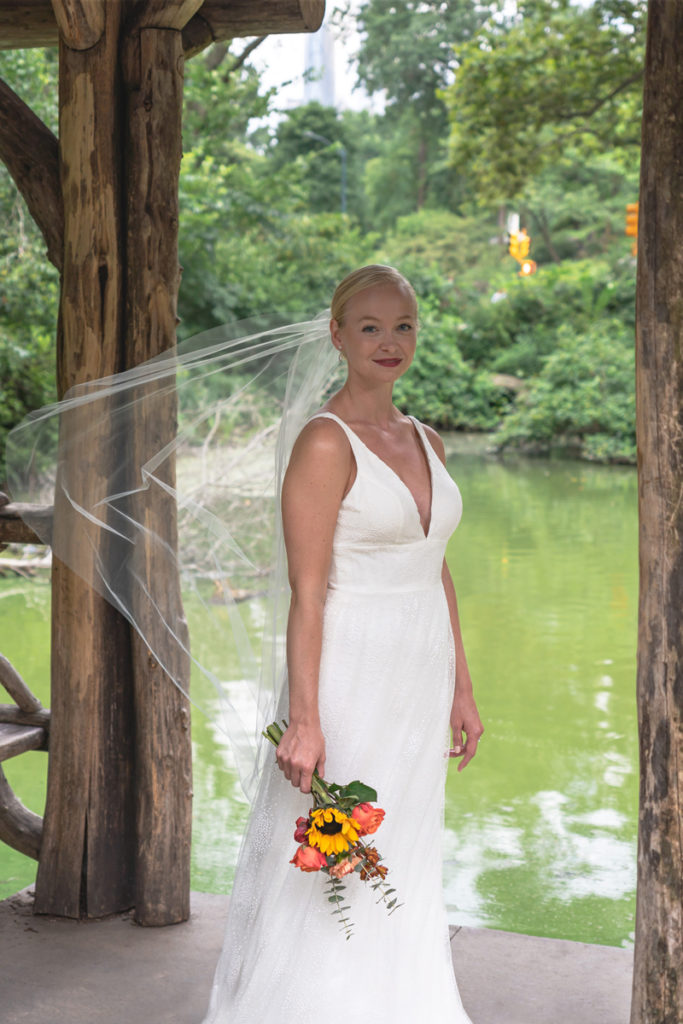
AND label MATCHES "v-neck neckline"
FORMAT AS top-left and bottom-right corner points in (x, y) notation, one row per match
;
(321, 412), (434, 540)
